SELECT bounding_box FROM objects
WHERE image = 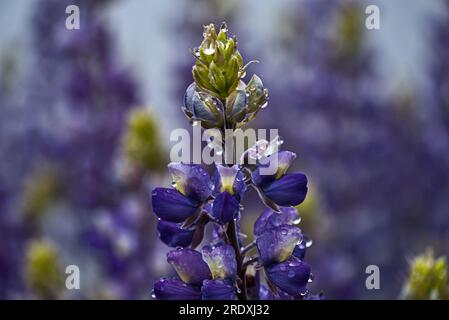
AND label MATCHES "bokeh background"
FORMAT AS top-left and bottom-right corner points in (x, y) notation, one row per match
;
(1, 0), (449, 299)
